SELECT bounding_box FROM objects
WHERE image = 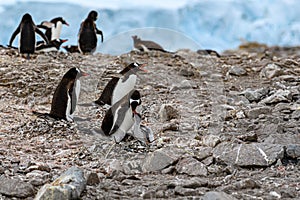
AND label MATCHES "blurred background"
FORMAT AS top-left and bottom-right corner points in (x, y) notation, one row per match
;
(1, 0), (300, 53)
